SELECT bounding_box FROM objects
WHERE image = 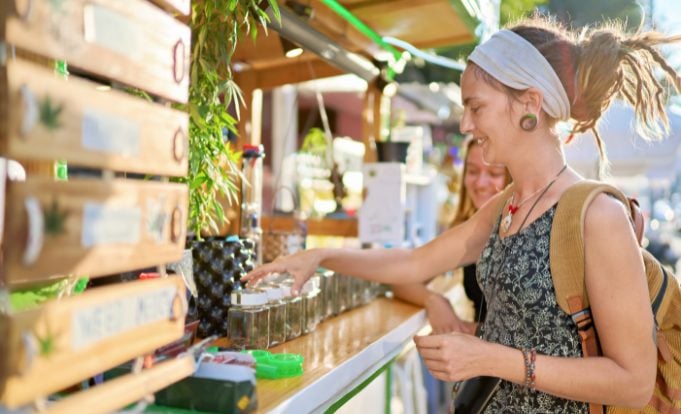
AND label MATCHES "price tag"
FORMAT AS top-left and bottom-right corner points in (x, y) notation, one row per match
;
(81, 203), (141, 247)
(83, 4), (143, 60)
(82, 110), (140, 156)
